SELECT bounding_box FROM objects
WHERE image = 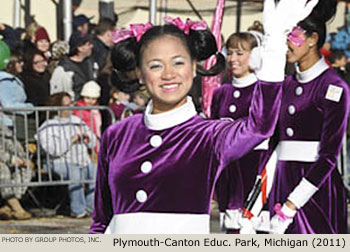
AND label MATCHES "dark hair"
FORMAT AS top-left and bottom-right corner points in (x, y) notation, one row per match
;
(46, 92), (71, 118)
(110, 38), (140, 93)
(110, 24), (225, 88)
(298, 0), (338, 49)
(23, 48), (46, 72)
(94, 19), (115, 36)
(136, 25), (225, 76)
(4, 53), (23, 76)
(329, 50), (346, 64)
